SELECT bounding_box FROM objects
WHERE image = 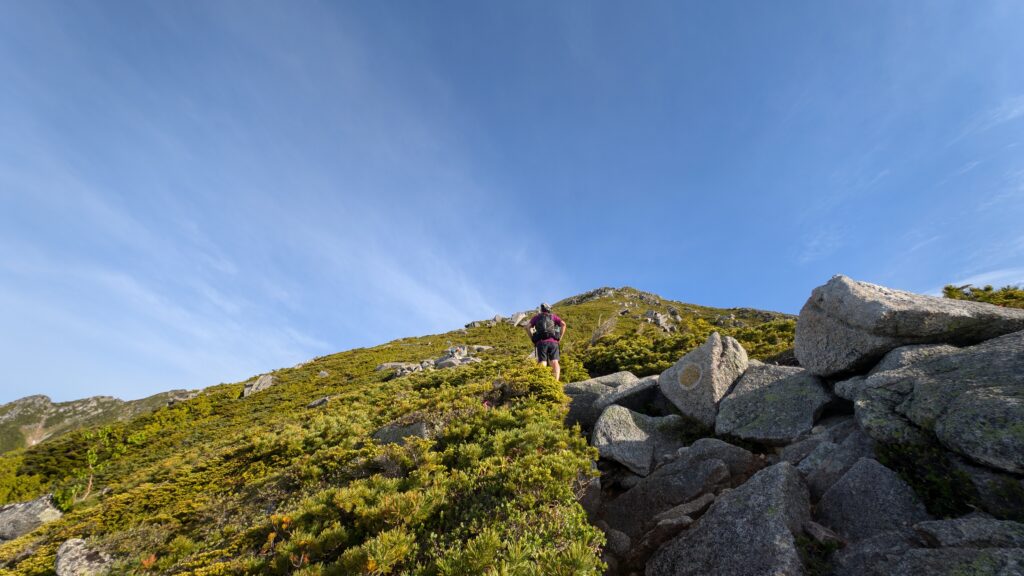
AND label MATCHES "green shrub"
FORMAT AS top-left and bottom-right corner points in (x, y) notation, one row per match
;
(0, 287), (794, 575)
(943, 284), (1024, 309)
(581, 318), (796, 377)
(876, 441), (979, 518)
